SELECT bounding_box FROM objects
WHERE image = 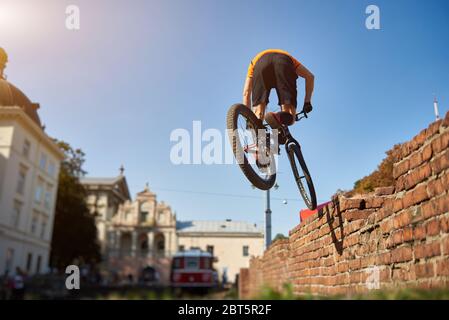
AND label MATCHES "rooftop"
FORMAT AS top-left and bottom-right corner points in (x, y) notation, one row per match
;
(176, 220), (263, 235)
(0, 79), (42, 127)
